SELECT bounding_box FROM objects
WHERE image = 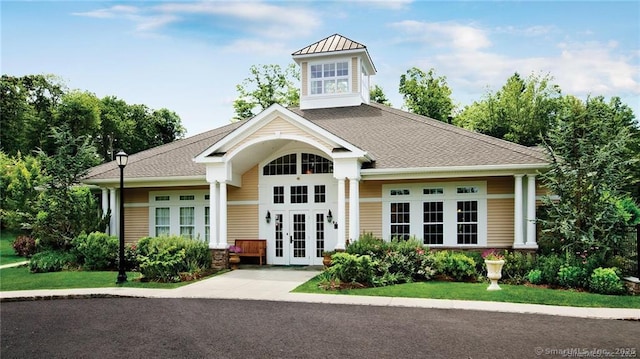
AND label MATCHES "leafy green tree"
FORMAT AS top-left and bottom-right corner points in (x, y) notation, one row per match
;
(455, 73), (562, 146)
(232, 64), (300, 121)
(0, 74), (65, 155)
(540, 95), (639, 263)
(398, 67), (454, 122)
(370, 85), (391, 106)
(0, 152), (42, 230)
(55, 91), (102, 141)
(31, 127), (106, 250)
